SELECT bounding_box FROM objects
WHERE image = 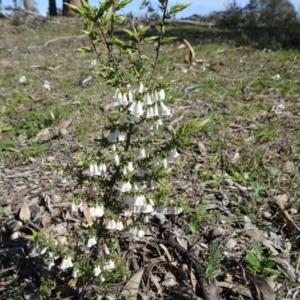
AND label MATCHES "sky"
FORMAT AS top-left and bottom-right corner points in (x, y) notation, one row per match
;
(1, 0), (300, 17)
